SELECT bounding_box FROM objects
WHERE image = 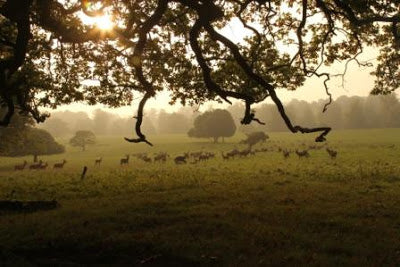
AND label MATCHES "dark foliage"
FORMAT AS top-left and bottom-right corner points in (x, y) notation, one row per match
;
(1, 0), (399, 144)
(0, 112), (64, 157)
(188, 109), (236, 142)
